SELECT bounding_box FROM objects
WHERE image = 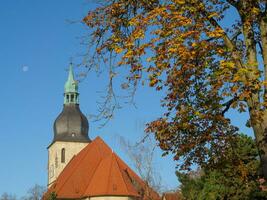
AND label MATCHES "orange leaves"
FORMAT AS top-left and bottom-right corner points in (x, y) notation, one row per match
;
(84, 0), (267, 173)
(114, 46), (123, 54)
